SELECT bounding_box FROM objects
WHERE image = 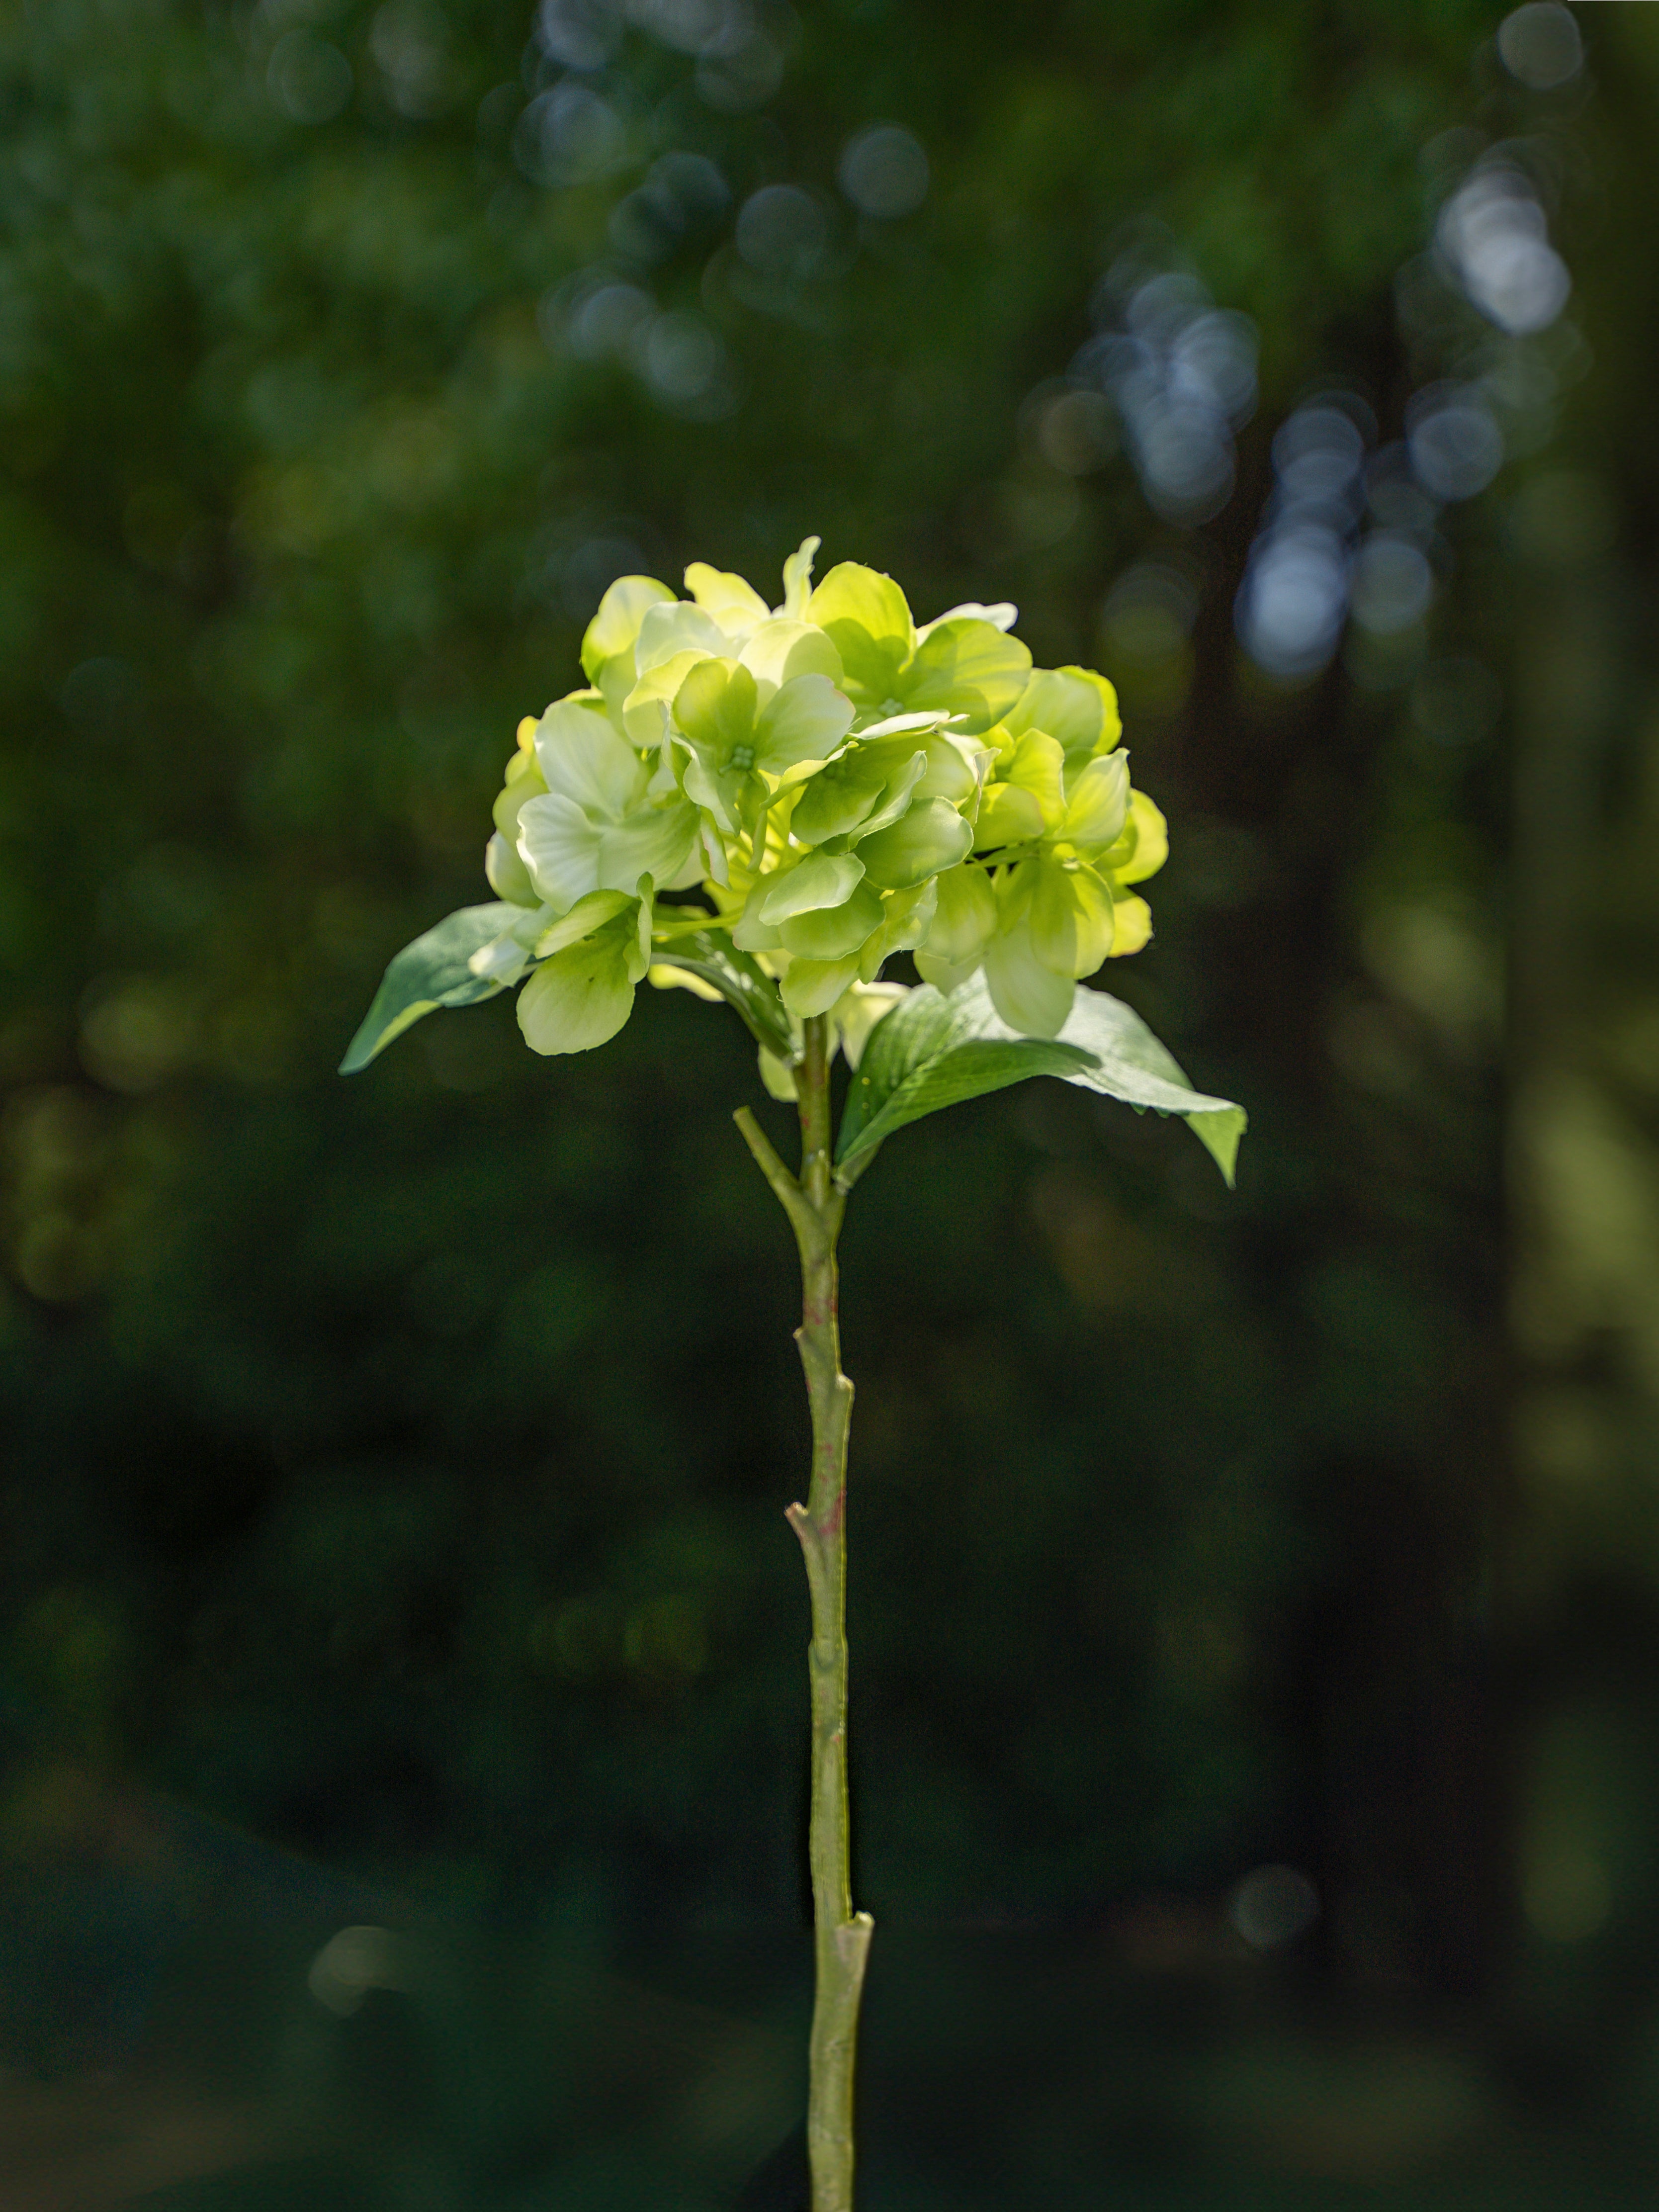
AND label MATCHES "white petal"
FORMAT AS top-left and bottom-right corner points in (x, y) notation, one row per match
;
(518, 793), (604, 910)
(534, 698), (646, 819)
(918, 600), (1019, 635)
(467, 933), (531, 984)
(634, 599), (728, 674)
(593, 803), (698, 896)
